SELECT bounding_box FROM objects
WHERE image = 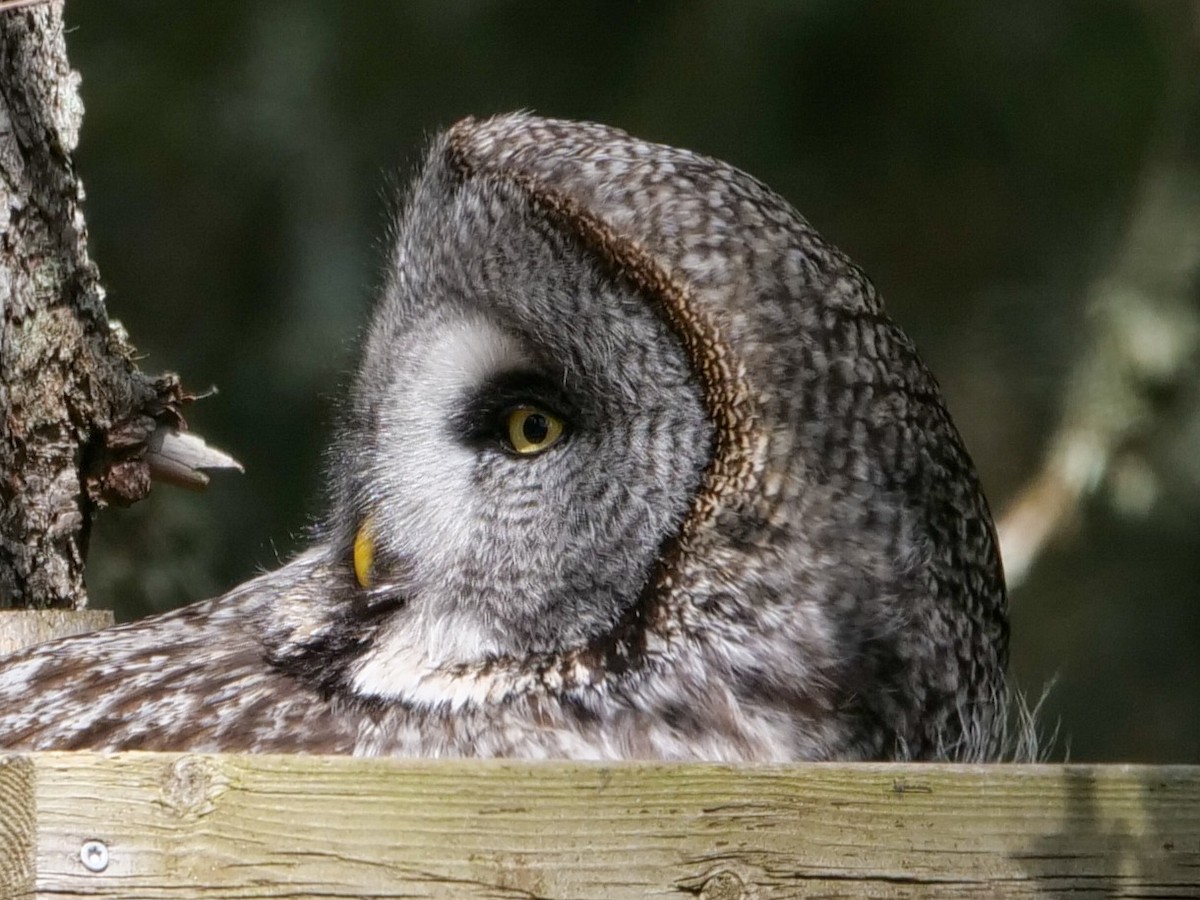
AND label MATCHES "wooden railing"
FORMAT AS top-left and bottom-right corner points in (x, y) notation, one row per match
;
(2, 753), (1198, 898)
